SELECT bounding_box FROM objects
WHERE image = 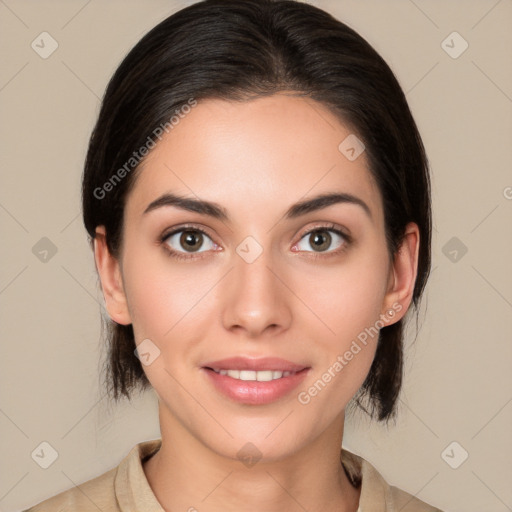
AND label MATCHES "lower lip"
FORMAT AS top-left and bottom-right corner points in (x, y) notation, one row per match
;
(202, 368), (310, 405)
